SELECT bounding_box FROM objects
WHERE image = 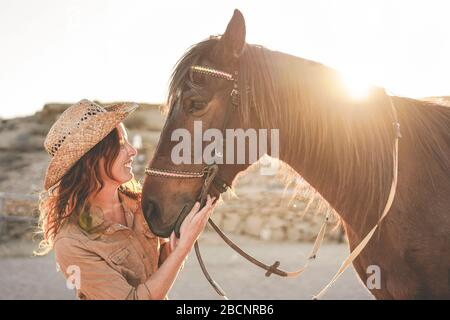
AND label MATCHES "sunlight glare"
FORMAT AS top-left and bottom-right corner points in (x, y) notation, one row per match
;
(340, 71), (373, 100)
